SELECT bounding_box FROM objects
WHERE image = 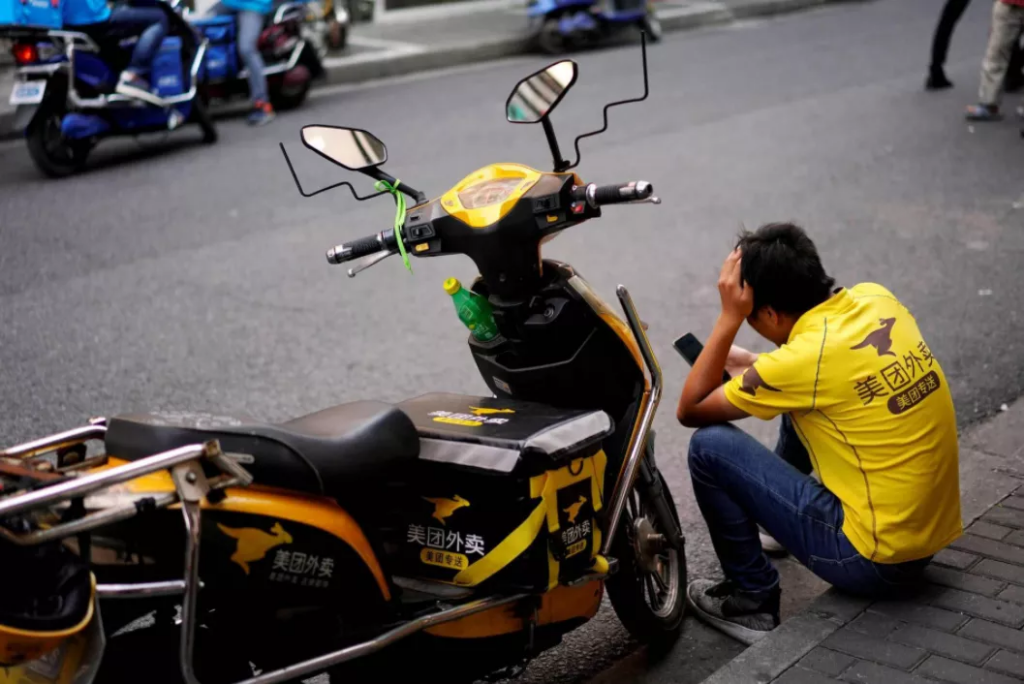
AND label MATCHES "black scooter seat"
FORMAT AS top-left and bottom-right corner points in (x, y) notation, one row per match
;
(105, 402), (419, 498)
